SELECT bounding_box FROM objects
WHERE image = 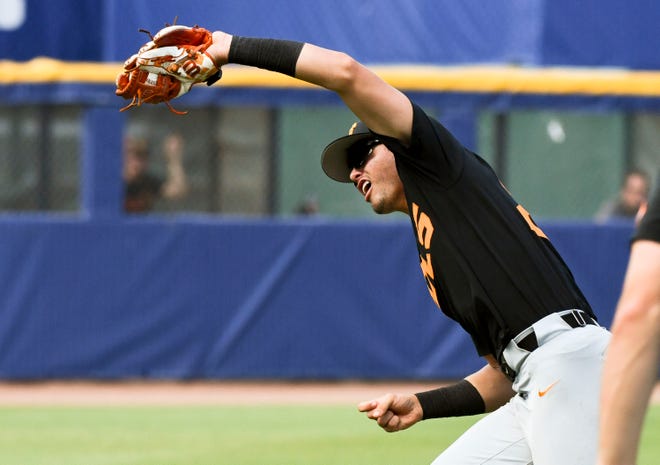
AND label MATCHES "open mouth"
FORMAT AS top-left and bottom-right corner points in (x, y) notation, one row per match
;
(362, 181), (371, 195)
(358, 180), (372, 198)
